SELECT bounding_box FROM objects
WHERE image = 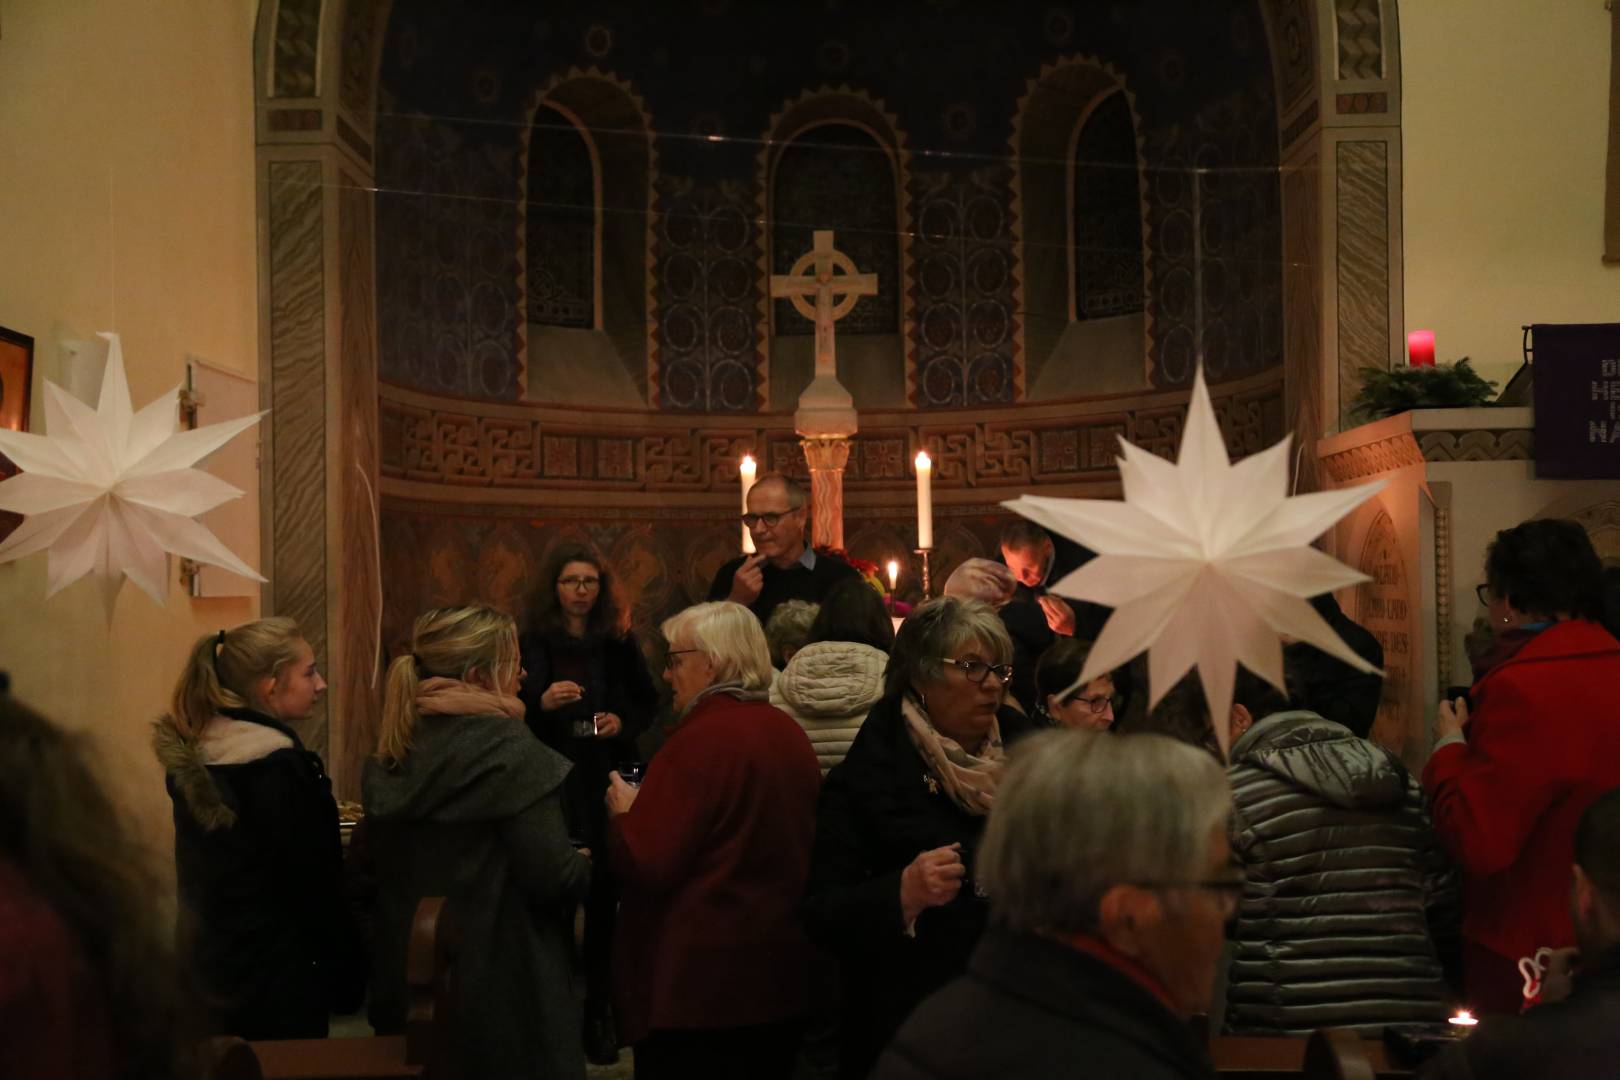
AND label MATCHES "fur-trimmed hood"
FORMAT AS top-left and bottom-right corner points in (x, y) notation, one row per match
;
(153, 709), (299, 832)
